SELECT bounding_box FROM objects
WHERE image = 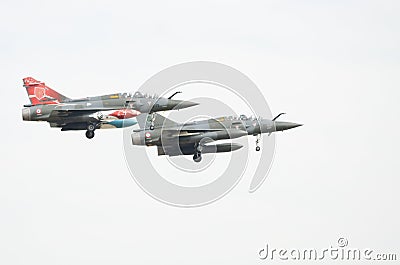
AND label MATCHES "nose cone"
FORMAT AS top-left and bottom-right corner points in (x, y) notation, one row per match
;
(274, 121), (302, 131)
(169, 100), (199, 110)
